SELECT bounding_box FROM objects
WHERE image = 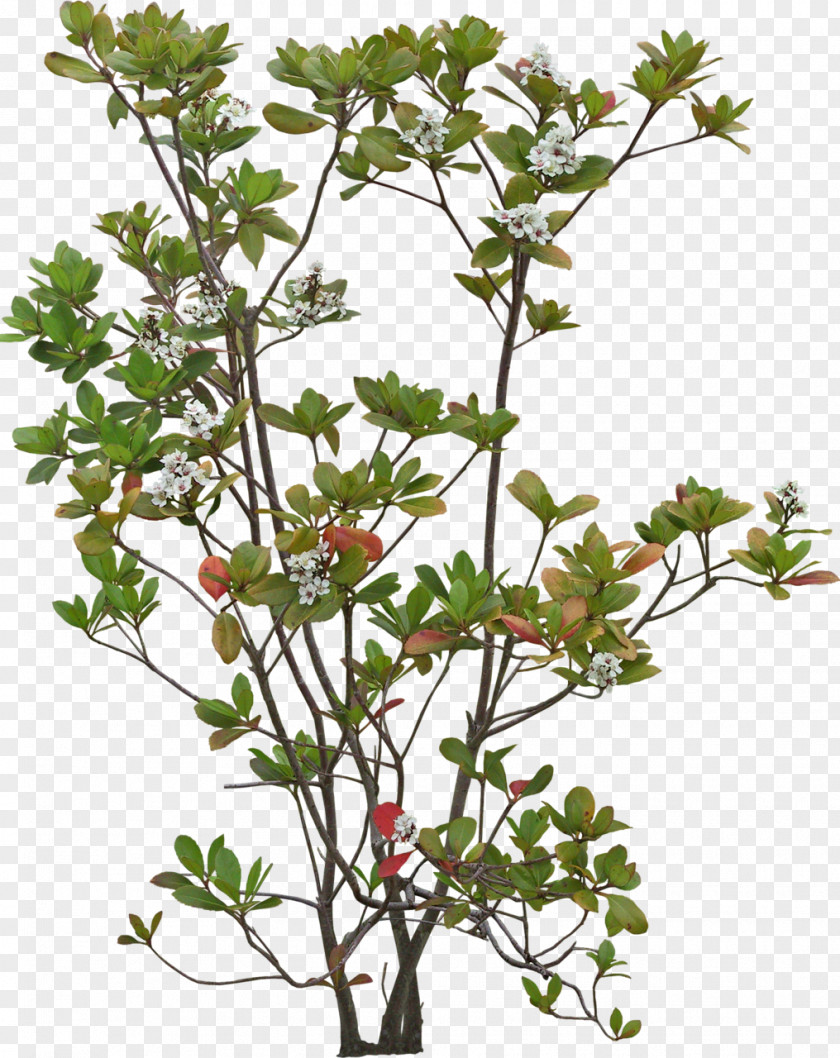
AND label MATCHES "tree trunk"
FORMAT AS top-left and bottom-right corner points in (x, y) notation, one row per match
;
(332, 964), (423, 1056)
